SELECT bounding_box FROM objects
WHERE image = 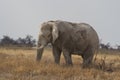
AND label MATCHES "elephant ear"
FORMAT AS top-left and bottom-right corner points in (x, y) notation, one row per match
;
(52, 24), (59, 43)
(48, 22), (59, 43)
